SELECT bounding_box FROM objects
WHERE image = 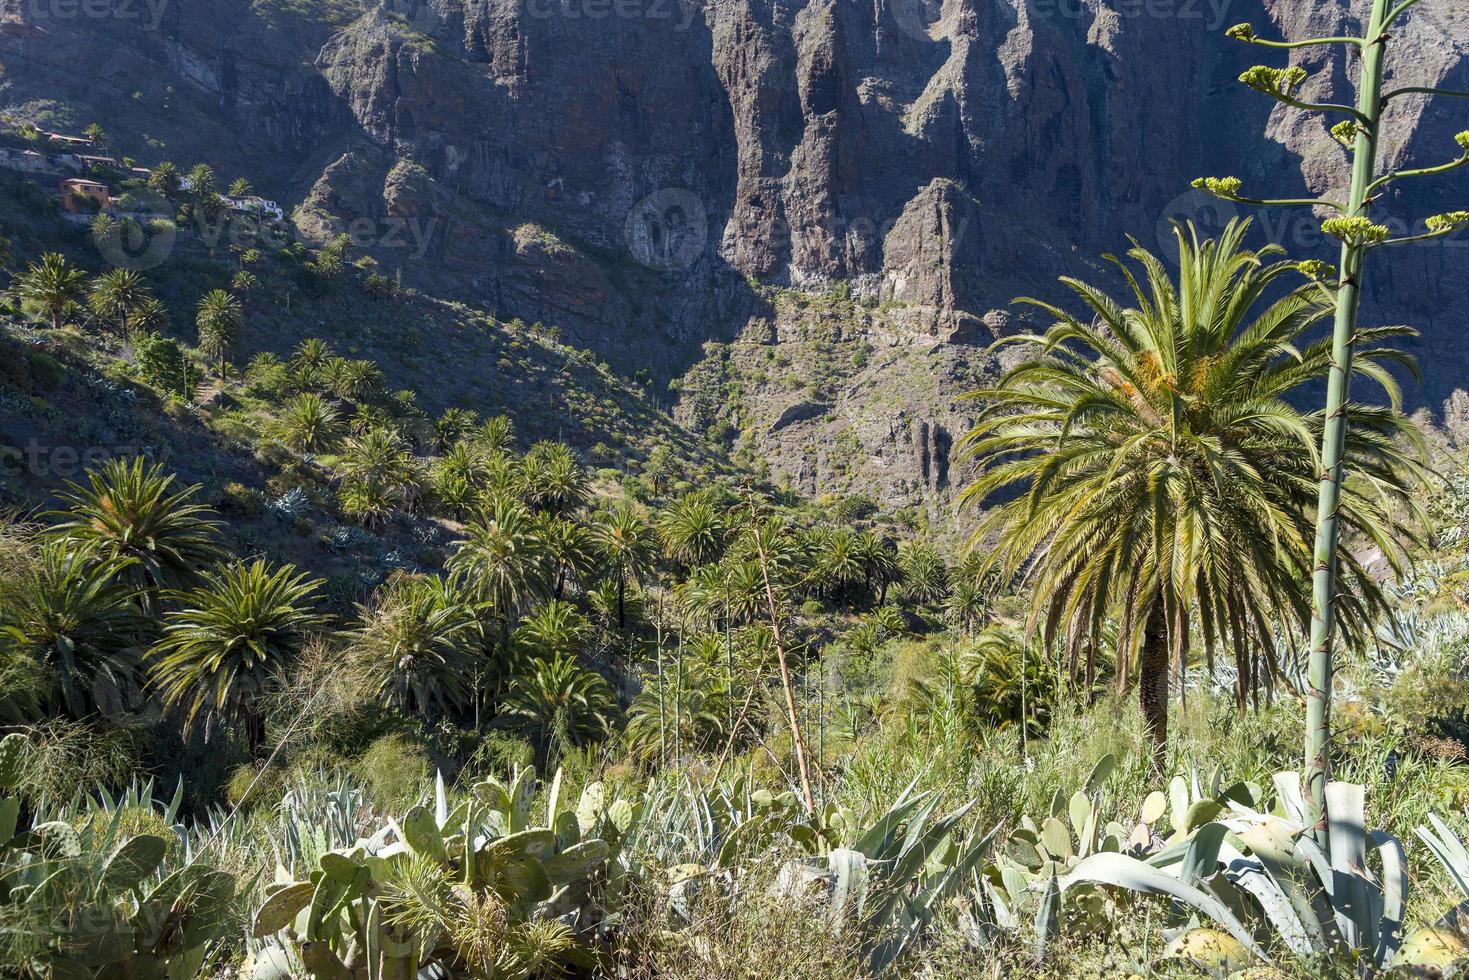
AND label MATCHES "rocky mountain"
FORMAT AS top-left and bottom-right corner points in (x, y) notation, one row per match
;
(3, 0), (1466, 511)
